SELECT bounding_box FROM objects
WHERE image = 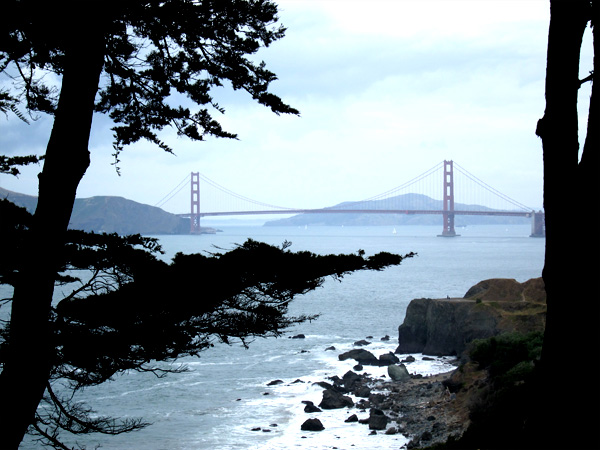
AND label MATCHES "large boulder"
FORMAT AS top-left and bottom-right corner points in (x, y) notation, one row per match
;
(378, 352), (400, 366)
(303, 401), (322, 413)
(342, 370), (364, 391)
(319, 389), (354, 409)
(368, 408), (389, 430)
(338, 349), (379, 365)
(396, 278), (546, 357)
(388, 363), (411, 382)
(301, 418), (324, 431)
